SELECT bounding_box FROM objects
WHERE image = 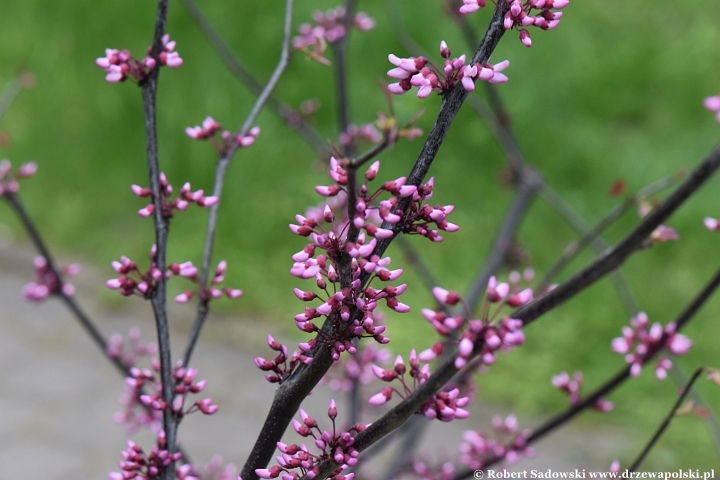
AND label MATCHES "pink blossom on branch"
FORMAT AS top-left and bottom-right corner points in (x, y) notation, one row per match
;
(610, 312), (692, 379)
(459, 416), (534, 469)
(96, 34), (182, 84)
(132, 173), (219, 218)
(285, 158), (459, 361)
(255, 400), (362, 479)
(551, 371), (613, 411)
(22, 255), (79, 302)
(387, 42), (509, 98)
(0, 159), (38, 195)
(292, 6), (376, 64)
(704, 94), (720, 123)
(185, 116), (261, 155)
(458, 0), (570, 47)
